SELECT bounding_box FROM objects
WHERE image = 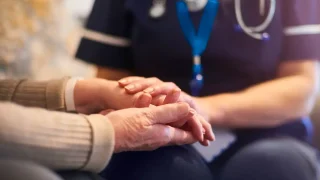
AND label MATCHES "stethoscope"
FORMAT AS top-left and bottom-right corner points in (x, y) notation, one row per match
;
(149, 0), (276, 96)
(149, 0), (276, 41)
